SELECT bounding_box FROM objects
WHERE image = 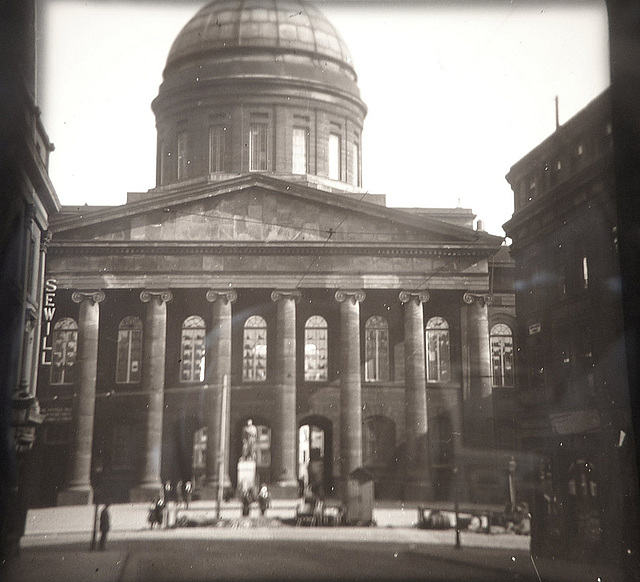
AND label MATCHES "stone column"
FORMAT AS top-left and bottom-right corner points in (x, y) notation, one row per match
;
(57, 290), (104, 506)
(270, 289), (301, 496)
(399, 290), (433, 499)
(130, 289), (172, 502)
(462, 292), (494, 449)
(202, 289), (237, 498)
(335, 290), (366, 481)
